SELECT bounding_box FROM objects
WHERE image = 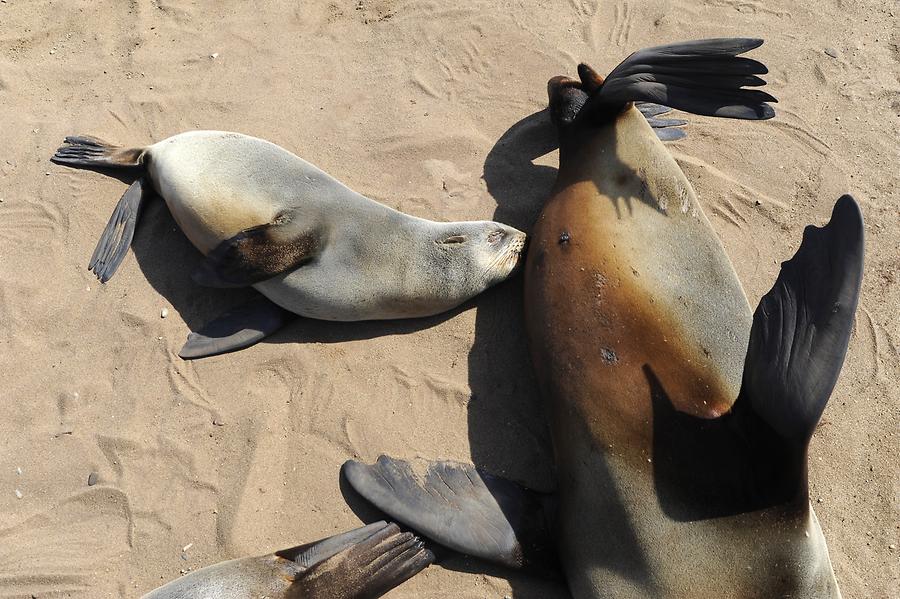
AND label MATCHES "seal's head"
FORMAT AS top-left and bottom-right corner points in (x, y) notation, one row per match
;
(428, 220), (526, 304)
